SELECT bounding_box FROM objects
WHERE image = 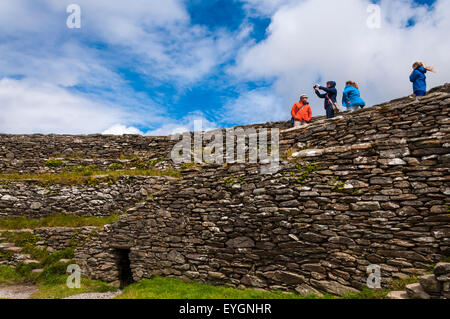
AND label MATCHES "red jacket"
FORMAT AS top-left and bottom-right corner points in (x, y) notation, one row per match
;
(291, 102), (312, 122)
